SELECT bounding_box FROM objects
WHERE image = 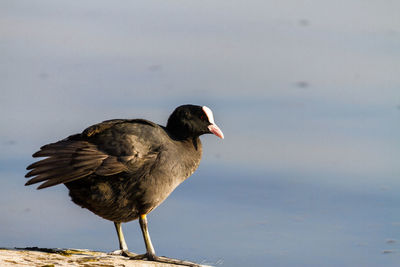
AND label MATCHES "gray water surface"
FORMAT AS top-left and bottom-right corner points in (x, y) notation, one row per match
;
(1, 1), (400, 266)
